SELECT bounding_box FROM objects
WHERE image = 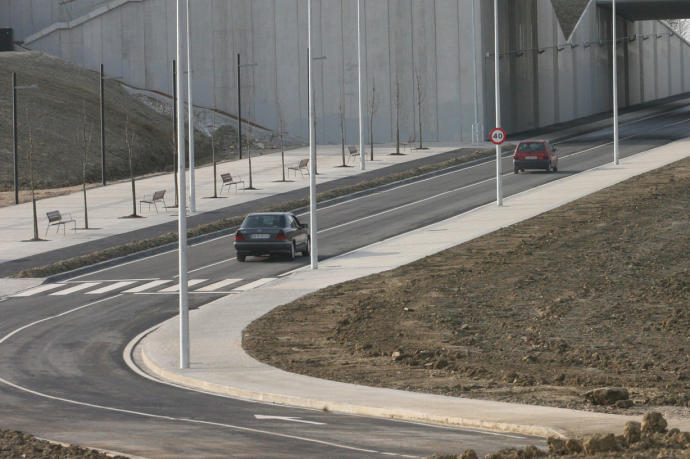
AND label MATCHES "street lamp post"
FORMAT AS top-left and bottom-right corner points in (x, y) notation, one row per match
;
(12, 73), (38, 205)
(357, 0), (365, 171)
(186, 0), (196, 212)
(494, 0), (503, 206)
(308, 49), (327, 175)
(237, 53), (258, 189)
(176, 0), (189, 370)
(471, 0), (481, 145)
(612, 0), (620, 165)
(308, 0), (318, 269)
